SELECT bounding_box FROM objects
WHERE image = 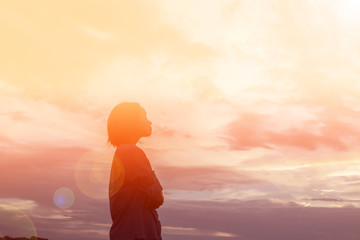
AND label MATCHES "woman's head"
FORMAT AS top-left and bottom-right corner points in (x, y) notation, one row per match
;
(107, 102), (152, 147)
